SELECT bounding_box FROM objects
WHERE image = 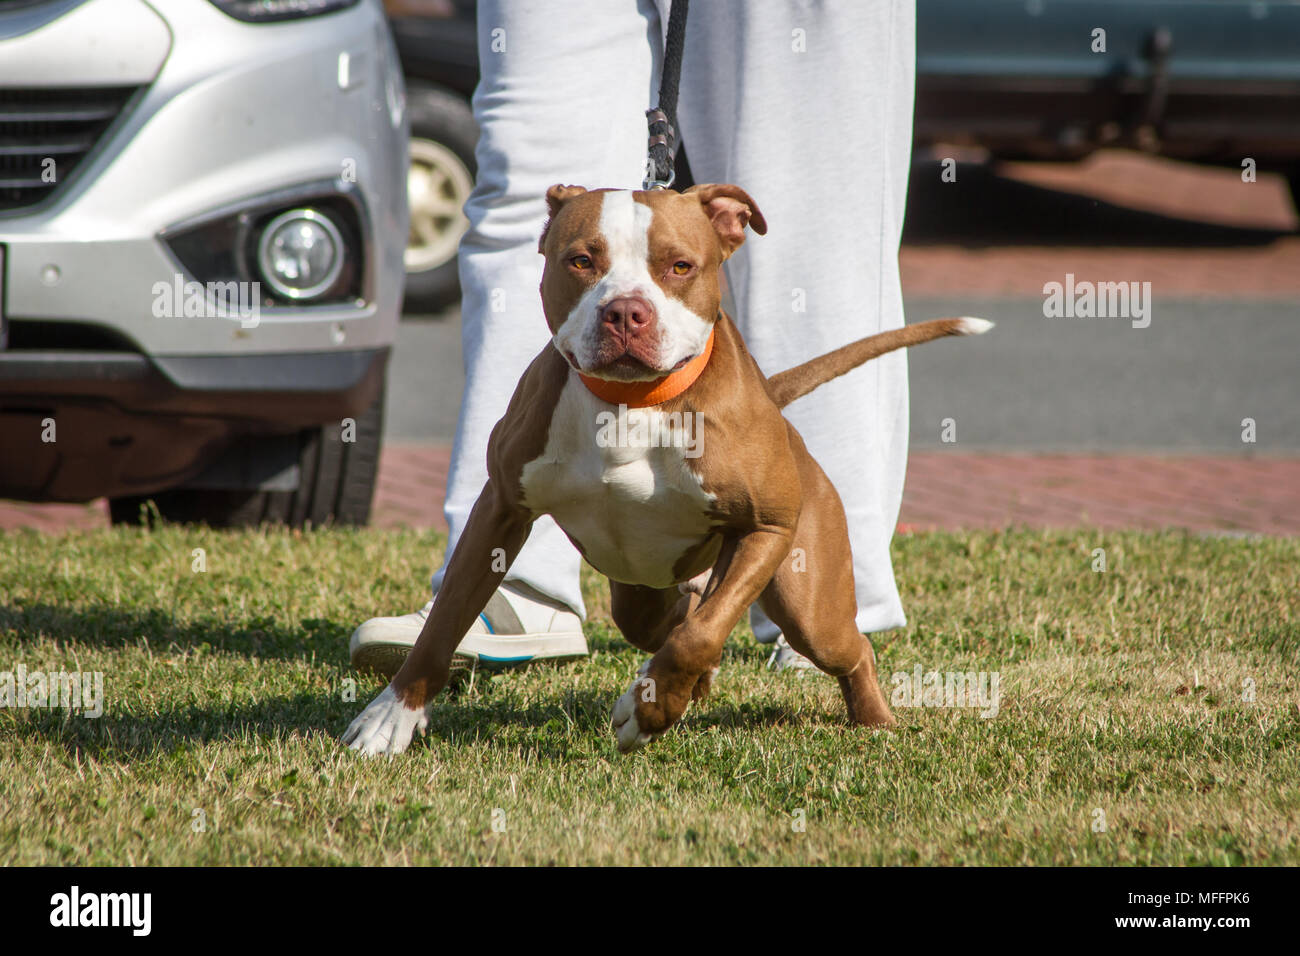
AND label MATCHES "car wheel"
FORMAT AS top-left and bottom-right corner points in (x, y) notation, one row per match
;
(403, 81), (476, 314)
(109, 378), (385, 529)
